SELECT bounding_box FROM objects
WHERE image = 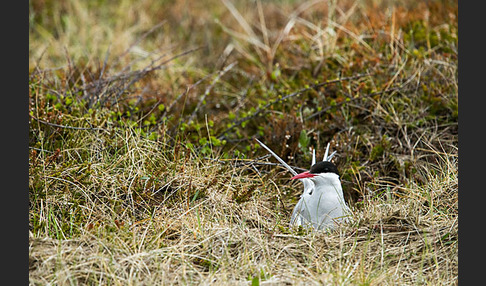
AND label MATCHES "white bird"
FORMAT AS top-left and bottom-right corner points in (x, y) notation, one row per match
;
(255, 139), (351, 231)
